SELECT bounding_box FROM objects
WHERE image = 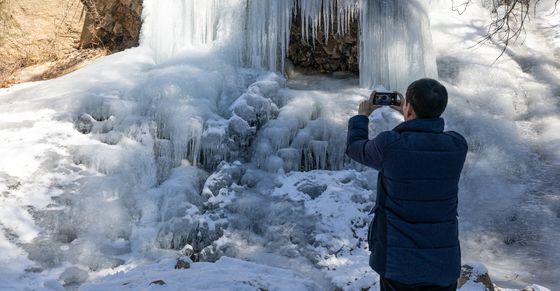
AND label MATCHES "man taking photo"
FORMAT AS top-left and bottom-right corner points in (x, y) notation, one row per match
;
(346, 78), (468, 291)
